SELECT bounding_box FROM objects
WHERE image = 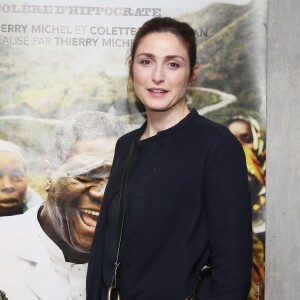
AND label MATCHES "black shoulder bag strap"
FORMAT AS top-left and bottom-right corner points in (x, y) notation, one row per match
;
(107, 140), (135, 300)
